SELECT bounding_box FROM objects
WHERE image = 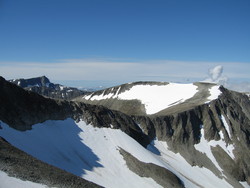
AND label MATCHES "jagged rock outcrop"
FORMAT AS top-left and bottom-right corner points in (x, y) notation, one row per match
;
(9, 76), (86, 100)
